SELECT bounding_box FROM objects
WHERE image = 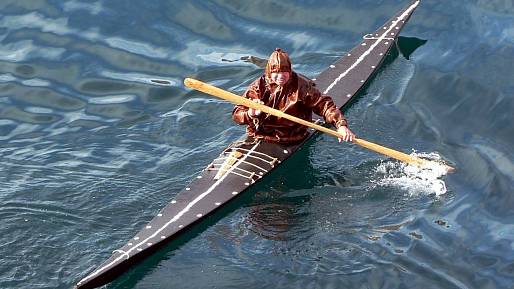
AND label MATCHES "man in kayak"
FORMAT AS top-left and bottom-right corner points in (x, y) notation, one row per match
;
(232, 48), (355, 144)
